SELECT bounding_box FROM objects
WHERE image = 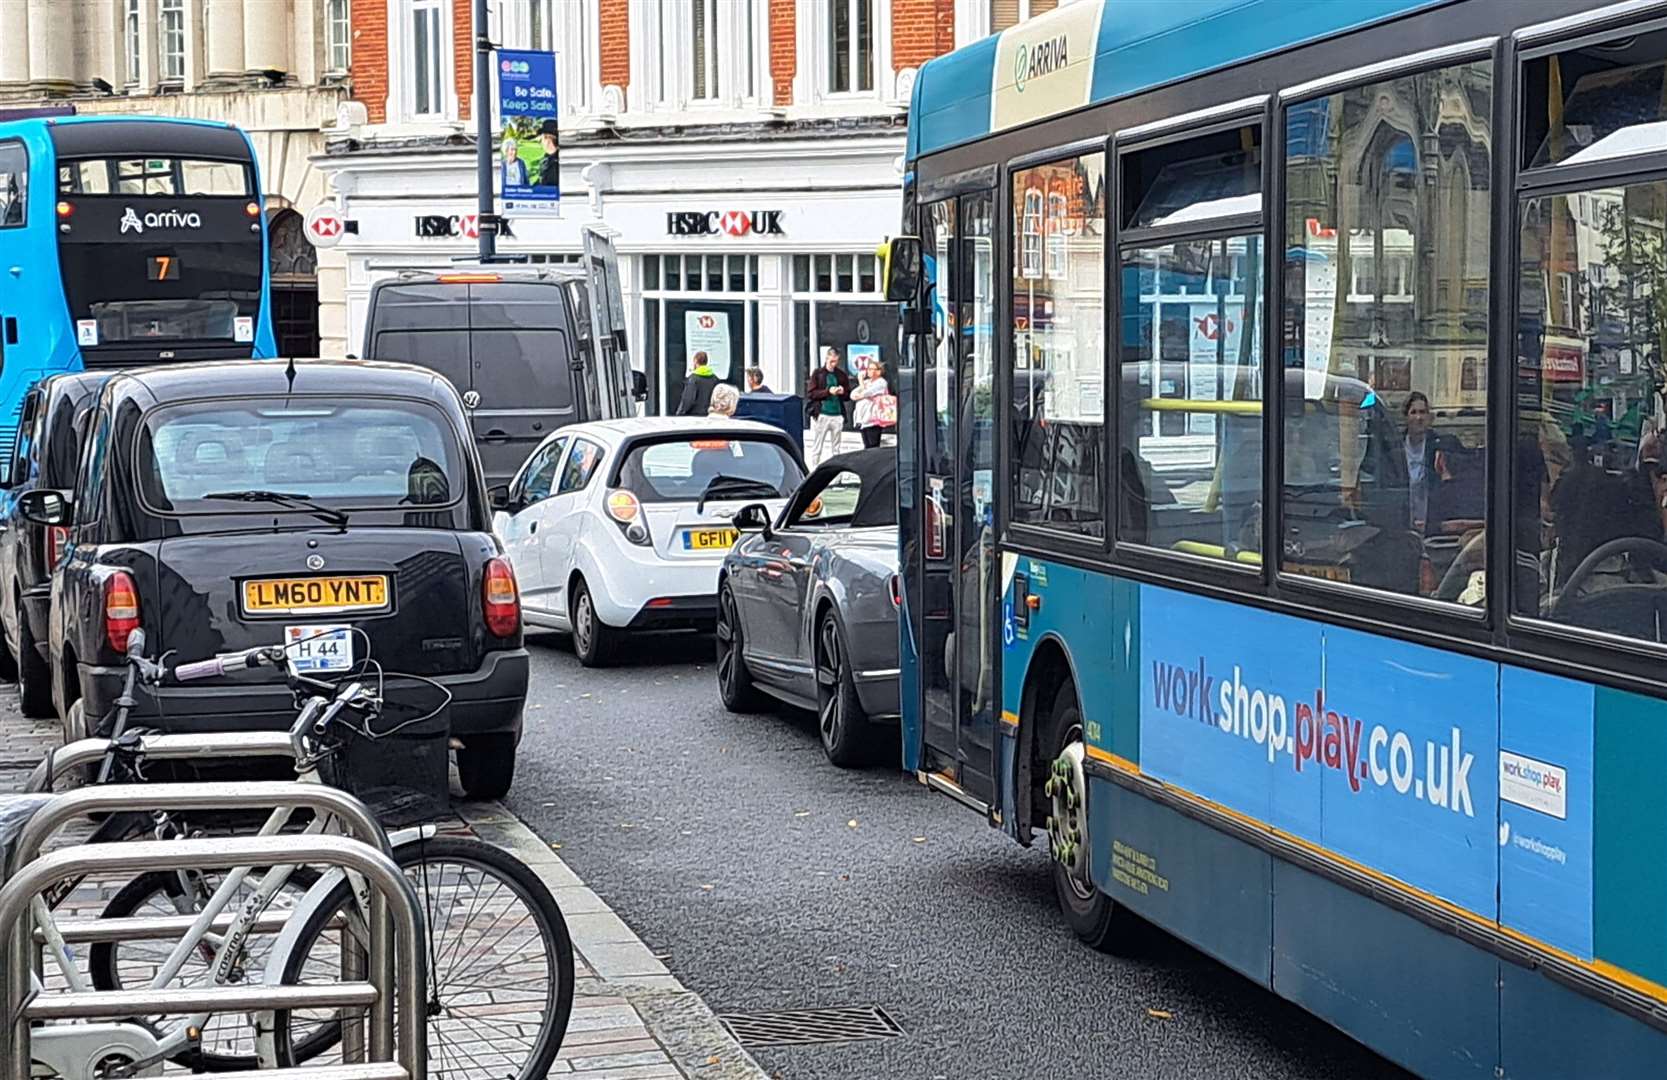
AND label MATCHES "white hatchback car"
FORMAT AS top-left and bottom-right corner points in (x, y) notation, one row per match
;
(491, 417), (805, 665)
